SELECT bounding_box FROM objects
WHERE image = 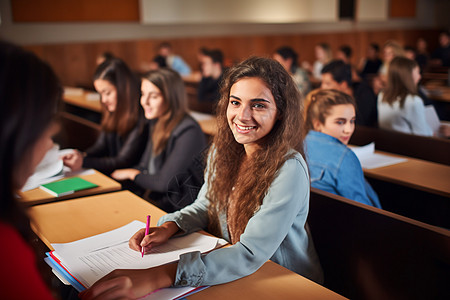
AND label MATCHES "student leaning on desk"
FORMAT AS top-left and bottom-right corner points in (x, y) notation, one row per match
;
(0, 41), (60, 299)
(79, 57), (323, 299)
(62, 58), (148, 175)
